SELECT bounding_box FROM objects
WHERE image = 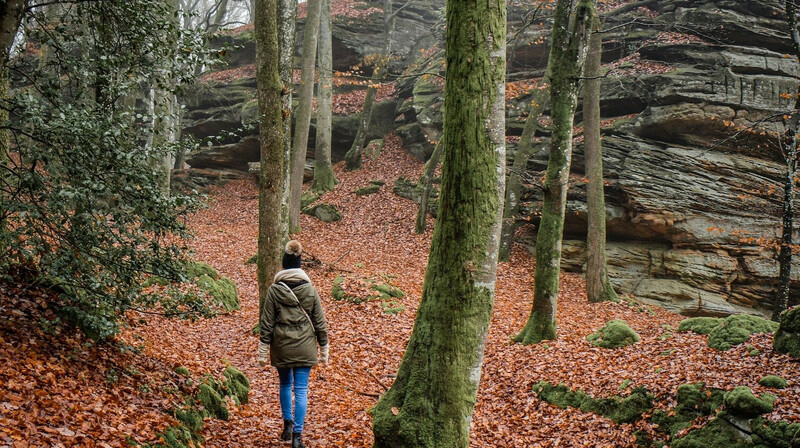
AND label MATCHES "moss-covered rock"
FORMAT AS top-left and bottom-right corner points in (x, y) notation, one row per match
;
(750, 417), (800, 447)
(586, 320), (640, 349)
(223, 366), (250, 405)
(158, 425), (196, 448)
(773, 305), (800, 359)
(301, 191), (320, 210)
(650, 383), (725, 437)
(174, 366), (191, 377)
(678, 317), (723, 335)
(707, 314), (778, 351)
(533, 381), (652, 423)
(671, 417), (752, 448)
(303, 203), (342, 222)
(174, 406), (203, 433)
(723, 386), (775, 418)
(187, 261), (219, 280)
(355, 183), (382, 196)
(196, 274), (240, 311)
(758, 375), (788, 389)
(197, 383), (229, 420)
(373, 283), (406, 299)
